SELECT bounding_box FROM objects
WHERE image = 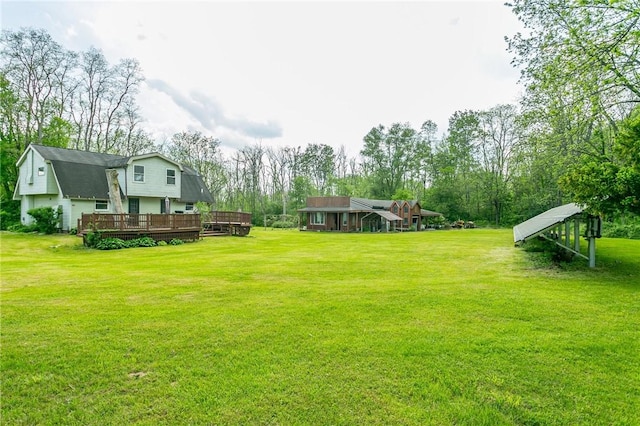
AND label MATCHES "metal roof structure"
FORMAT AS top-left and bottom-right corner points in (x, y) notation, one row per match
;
(375, 210), (403, 221)
(513, 203), (584, 243)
